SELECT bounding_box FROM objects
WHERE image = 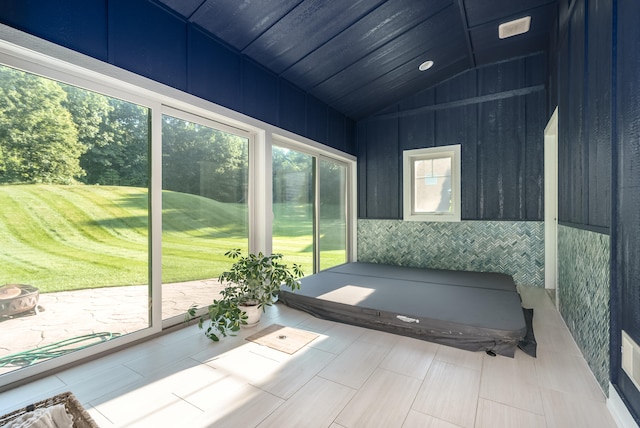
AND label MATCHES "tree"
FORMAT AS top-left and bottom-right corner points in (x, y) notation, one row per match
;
(272, 147), (313, 204)
(78, 98), (149, 187)
(0, 66), (85, 184)
(61, 84), (114, 151)
(162, 116), (247, 202)
(61, 84), (149, 187)
(111, 100), (149, 187)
